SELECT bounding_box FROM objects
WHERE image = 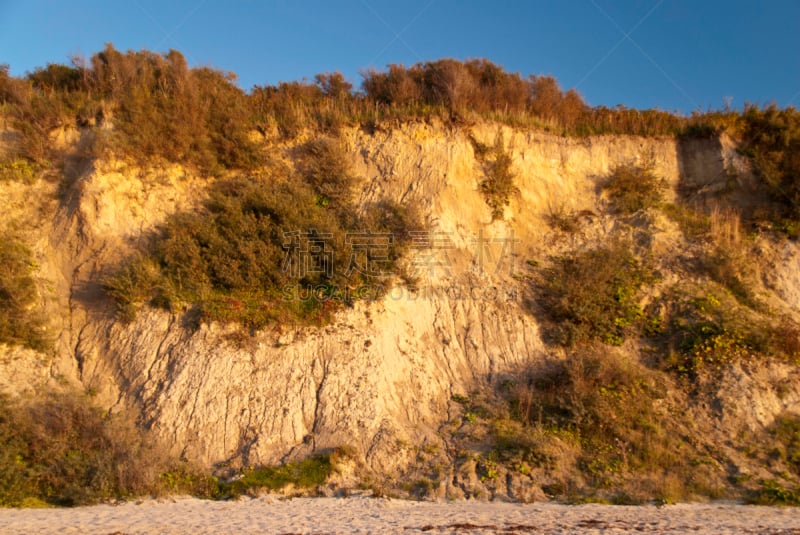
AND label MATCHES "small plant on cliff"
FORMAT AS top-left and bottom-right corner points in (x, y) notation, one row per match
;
(603, 162), (665, 214)
(0, 236), (49, 351)
(473, 132), (517, 220)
